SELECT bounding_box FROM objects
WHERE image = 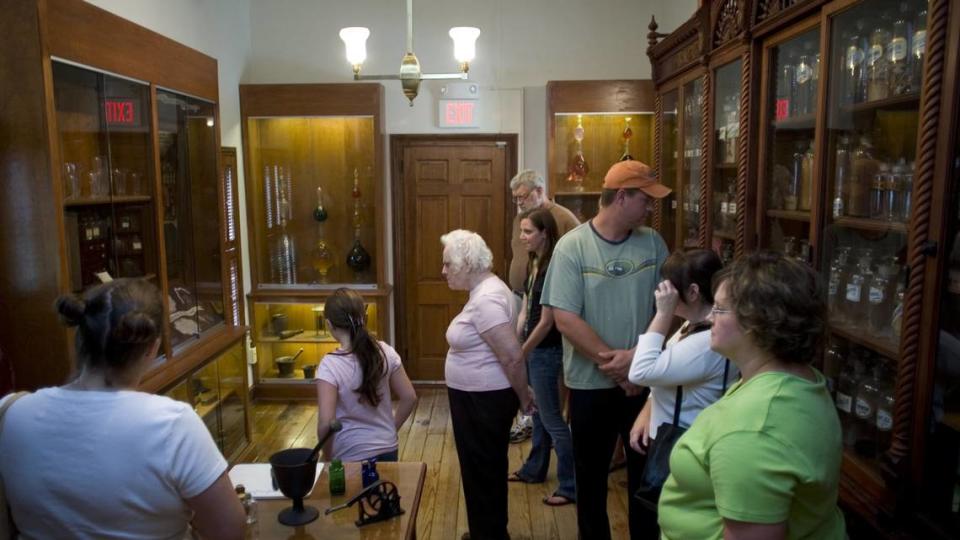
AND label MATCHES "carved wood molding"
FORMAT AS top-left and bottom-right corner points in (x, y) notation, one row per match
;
(653, 93), (664, 232)
(735, 50), (751, 258)
(699, 72), (711, 249)
(887, 0), (948, 470)
(753, 0), (806, 27)
(715, 0), (745, 48)
(649, 12), (705, 83)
